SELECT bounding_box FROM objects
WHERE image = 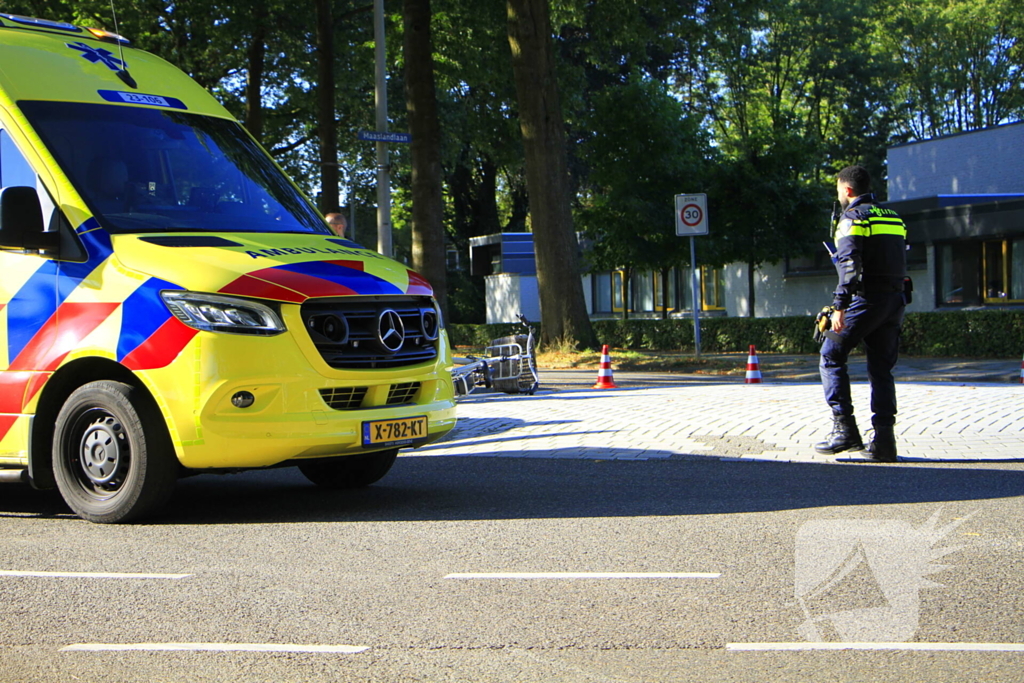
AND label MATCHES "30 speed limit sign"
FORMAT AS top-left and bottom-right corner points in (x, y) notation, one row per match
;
(675, 193), (708, 236)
